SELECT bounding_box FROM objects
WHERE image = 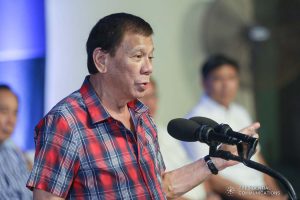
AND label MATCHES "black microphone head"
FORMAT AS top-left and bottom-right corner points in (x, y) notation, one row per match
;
(167, 118), (199, 142)
(189, 116), (219, 128)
